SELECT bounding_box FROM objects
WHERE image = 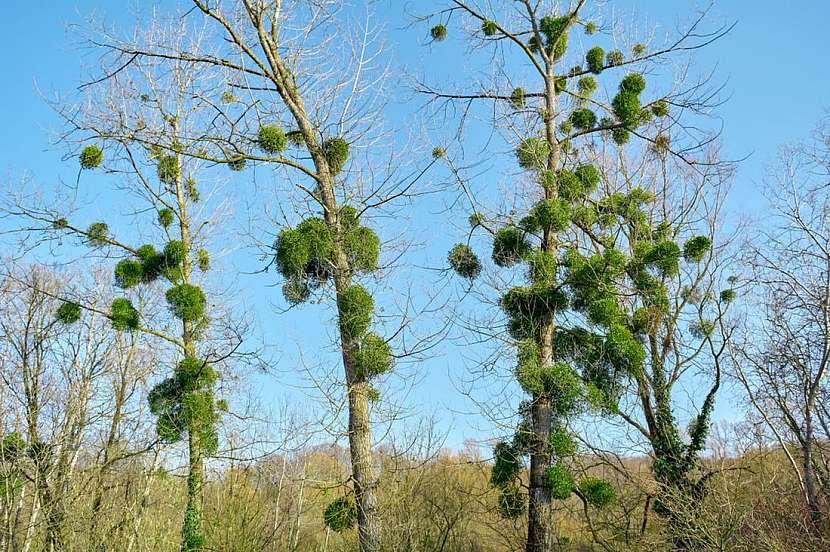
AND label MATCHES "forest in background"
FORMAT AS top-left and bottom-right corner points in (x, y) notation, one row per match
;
(0, 1), (828, 551)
